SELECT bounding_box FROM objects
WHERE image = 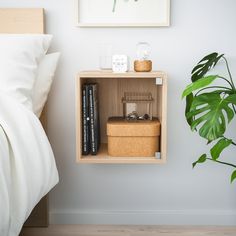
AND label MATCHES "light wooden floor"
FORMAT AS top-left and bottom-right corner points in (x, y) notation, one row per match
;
(20, 225), (236, 236)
